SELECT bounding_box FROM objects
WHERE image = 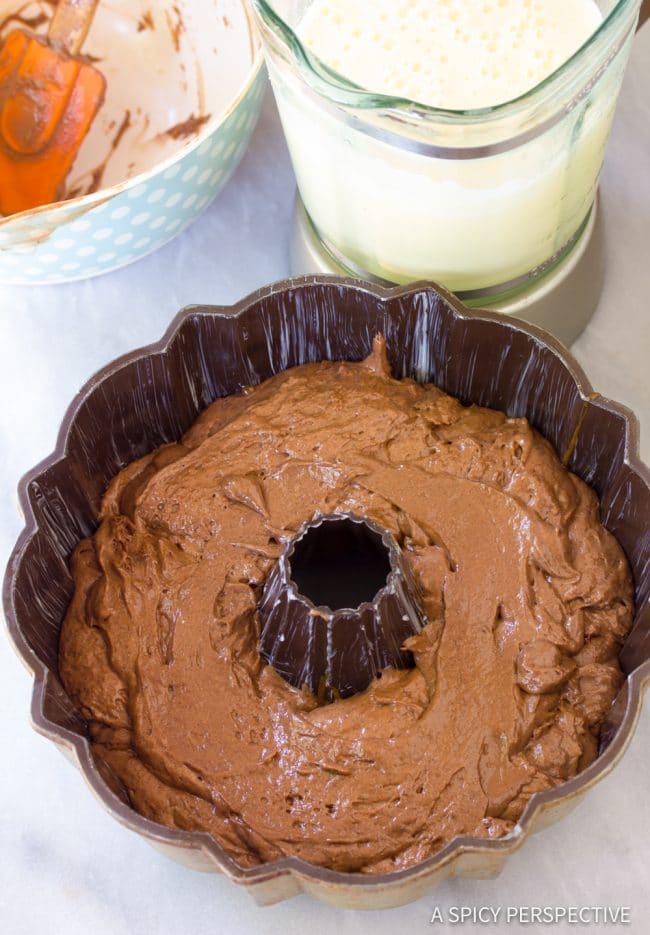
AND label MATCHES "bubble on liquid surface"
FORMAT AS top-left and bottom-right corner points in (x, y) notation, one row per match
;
(298, 0), (602, 109)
